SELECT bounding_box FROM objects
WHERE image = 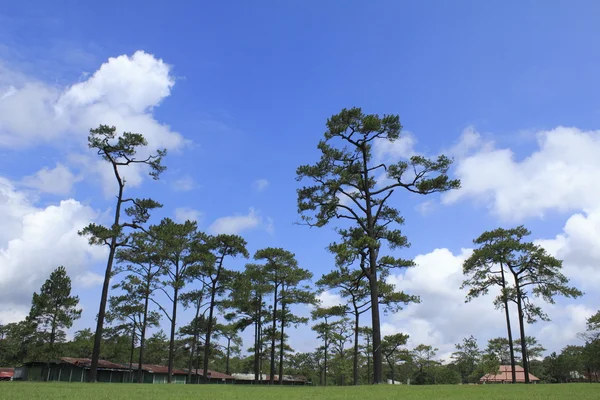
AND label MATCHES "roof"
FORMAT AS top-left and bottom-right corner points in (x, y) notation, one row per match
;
(0, 368), (14, 378)
(231, 373), (307, 383)
(480, 365), (540, 382)
(60, 357), (132, 371)
(137, 364), (188, 375)
(189, 369), (235, 380)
